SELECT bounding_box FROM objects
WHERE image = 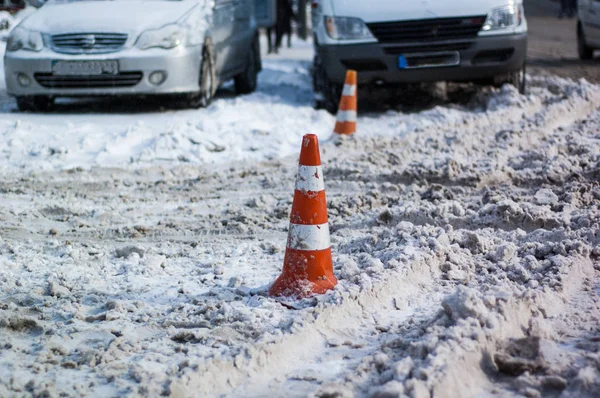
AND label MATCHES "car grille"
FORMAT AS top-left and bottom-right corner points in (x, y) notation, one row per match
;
(50, 33), (128, 54)
(34, 72), (143, 89)
(367, 16), (486, 43)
